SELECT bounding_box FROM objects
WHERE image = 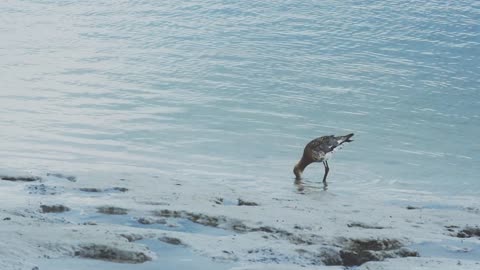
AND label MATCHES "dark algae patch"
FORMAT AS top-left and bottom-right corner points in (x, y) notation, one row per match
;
(1, 175), (41, 182)
(457, 226), (480, 238)
(112, 187), (129, 192)
(80, 187), (128, 193)
(97, 206), (128, 215)
(47, 173), (77, 182)
(74, 244), (151, 263)
(159, 236), (184, 246)
(79, 188), (103, 193)
(137, 217), (166, 225)
(40, 204), (71, 213)
(154, 210), (222, 227)
(347, 222), (385, 229)
(237, 199), (259, 206)
(338, 238), (418, 266)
